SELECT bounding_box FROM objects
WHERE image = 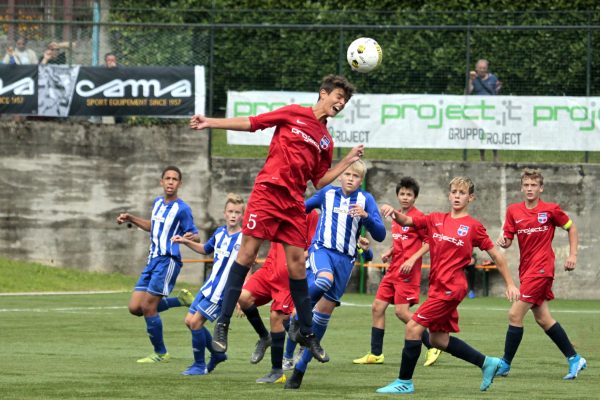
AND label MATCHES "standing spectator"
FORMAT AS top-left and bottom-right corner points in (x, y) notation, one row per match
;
(104, 52), (118, 68)
(2, 36), (38, 65)
(101, 52), (124, 124)
(40, 41), (72, 65)
(468, 59), (501, 162)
